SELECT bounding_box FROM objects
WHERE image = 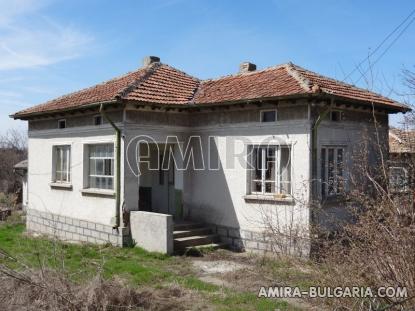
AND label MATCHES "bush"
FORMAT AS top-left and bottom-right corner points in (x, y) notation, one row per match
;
(0, 192), (17, 209)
